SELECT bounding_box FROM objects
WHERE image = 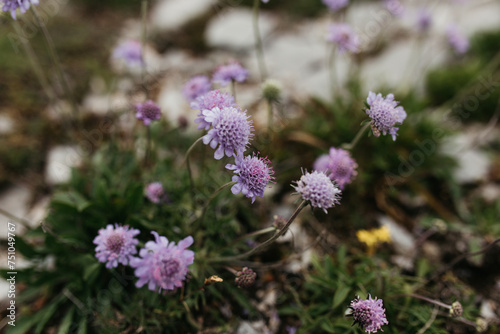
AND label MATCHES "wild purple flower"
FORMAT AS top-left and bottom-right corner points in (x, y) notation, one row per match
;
(322, 0), (349, 12)
(262, 0), (269, 3)
(2, 0), (38, 20)
(349, 295), (388, 333)
(183, 75), (212, 102)
(112, 40), (143, 68)
(293, 170), (341, 213)
(93, 224), (140, 269)
(145, 182), (168, 204)
(384, 0), (404, 17)
(130, 232), (194, 292)
(202, 106), (253, 160)
(136, 100), (161, 126)
(446, 24), (469, 54)
(416, 8), (432, 32)
(313, 147), (358, 190)
(226, 153), (275, 203)
(212, 62), (249, 87)
(327, 23), (360, 54)
(365, 92), (407, 141)
(192, 90), (236, 130)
